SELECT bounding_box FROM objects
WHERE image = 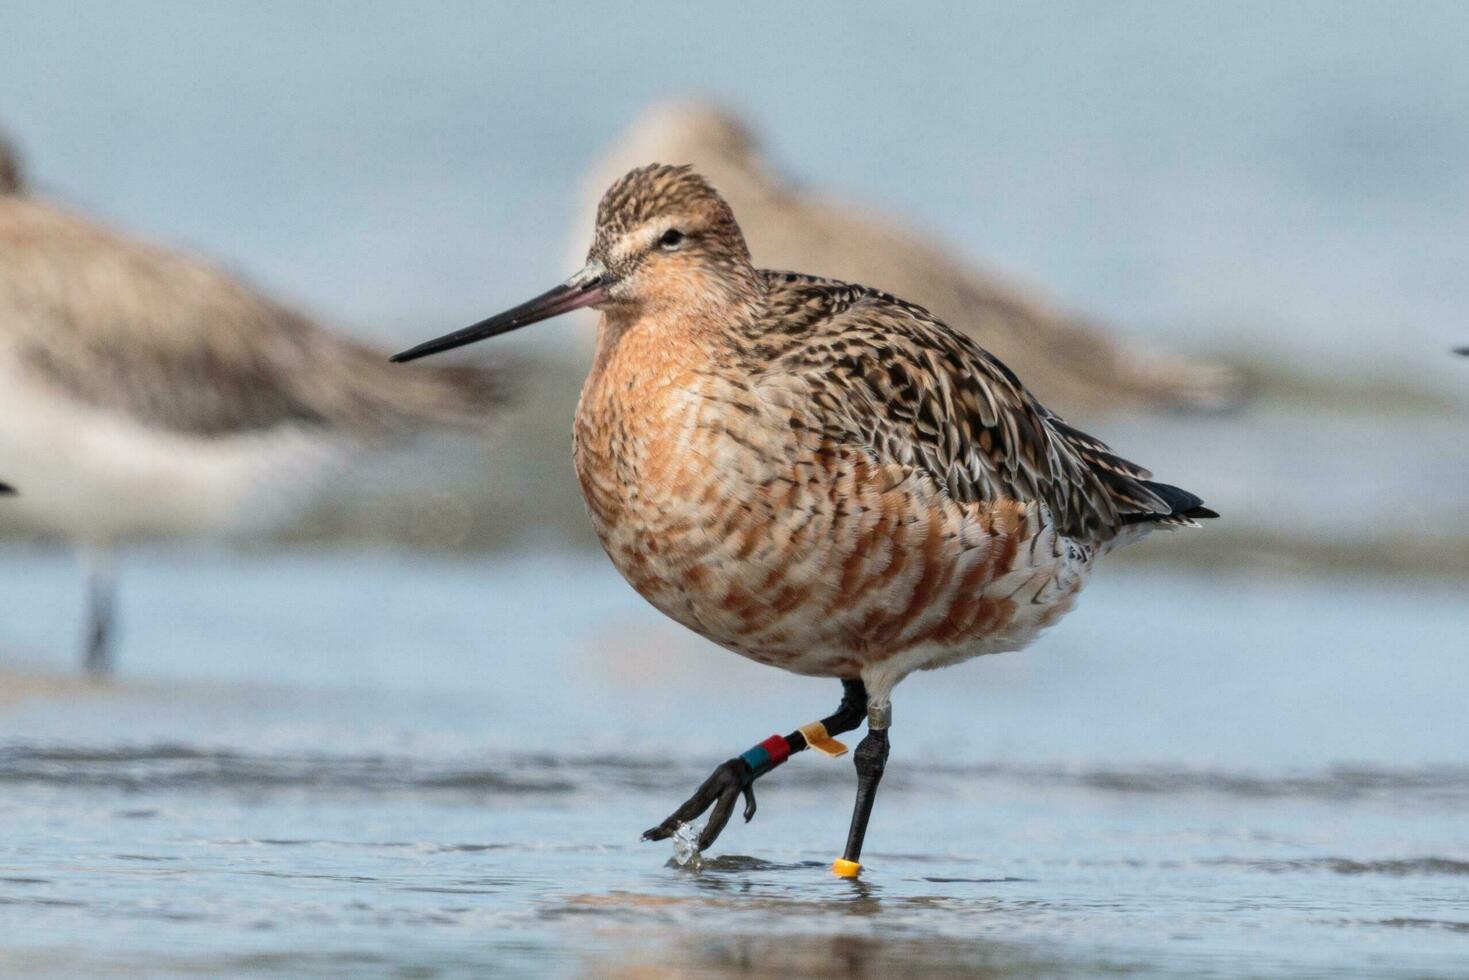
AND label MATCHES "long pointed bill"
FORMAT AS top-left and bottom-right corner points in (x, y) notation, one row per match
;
(391, 263), (608, 363)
